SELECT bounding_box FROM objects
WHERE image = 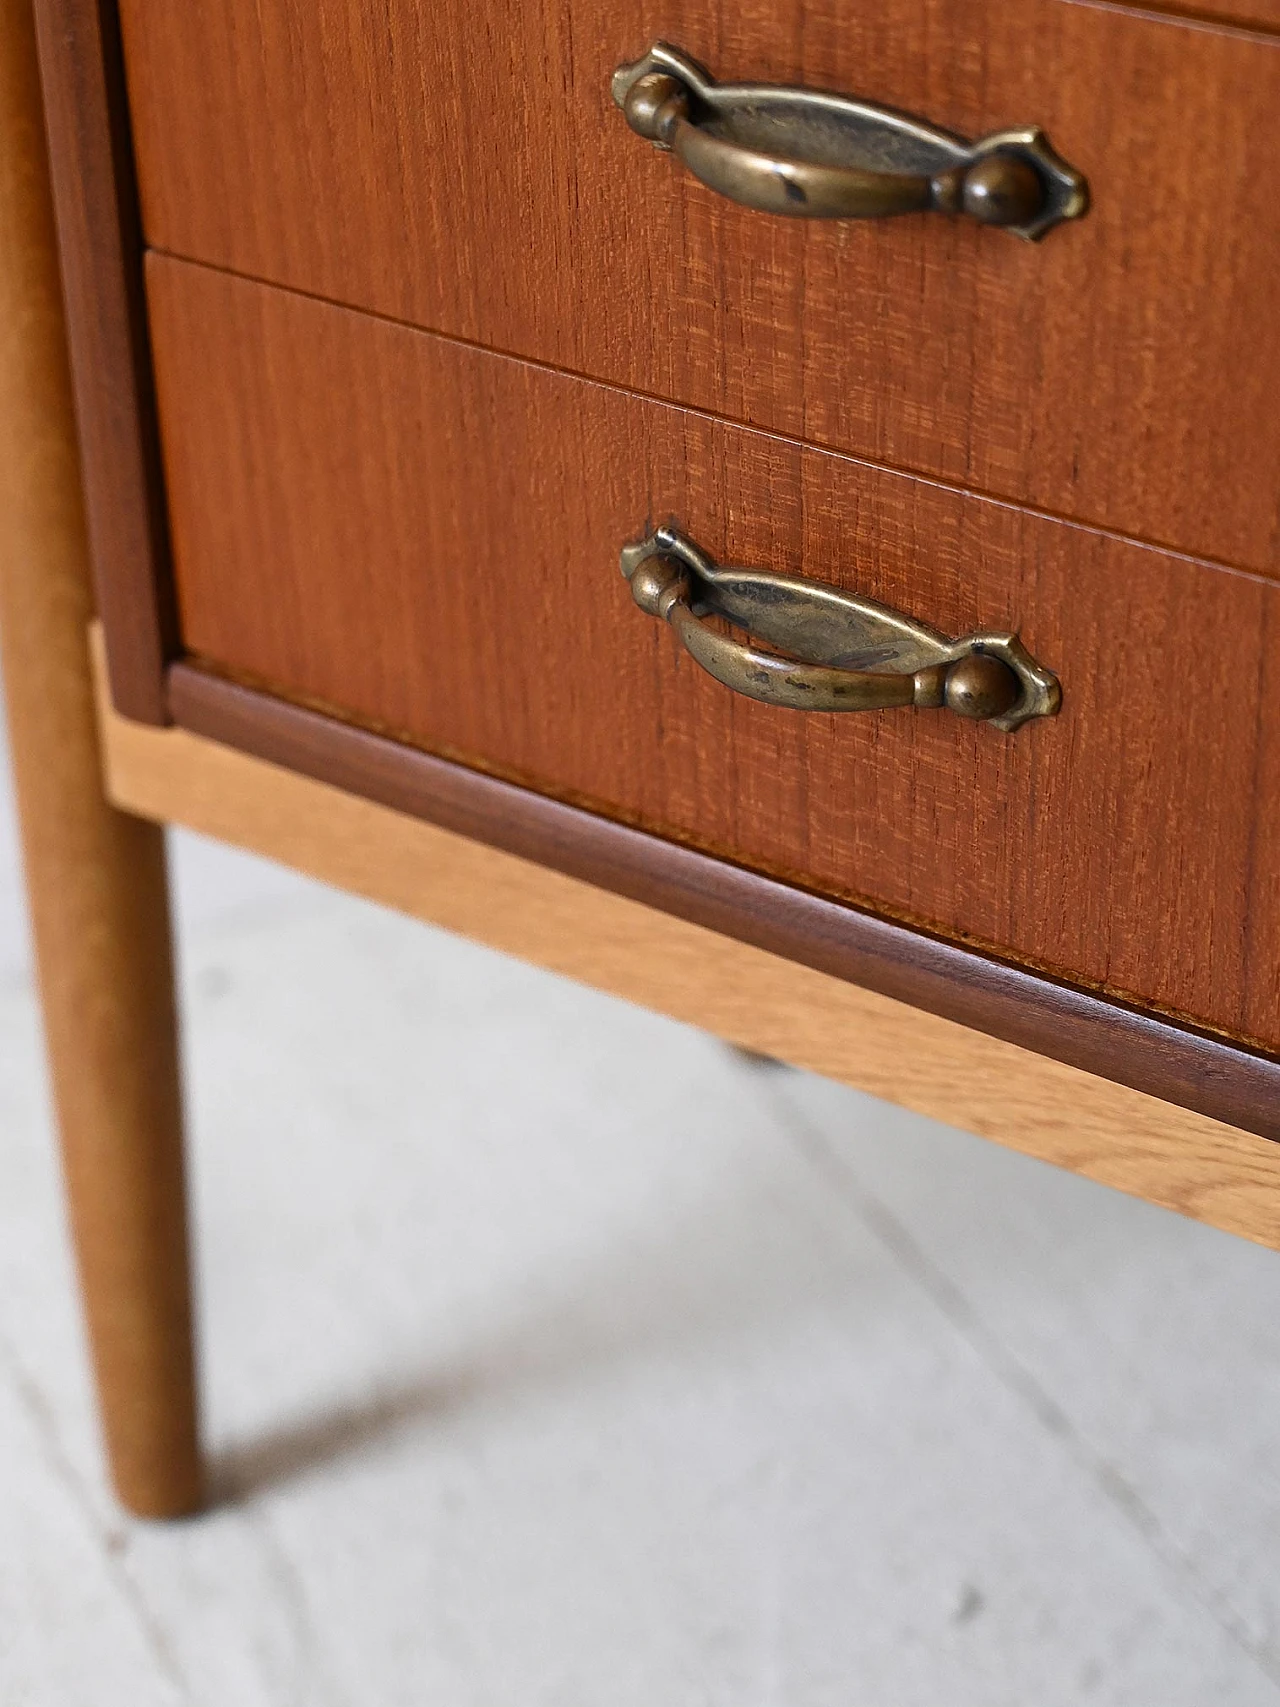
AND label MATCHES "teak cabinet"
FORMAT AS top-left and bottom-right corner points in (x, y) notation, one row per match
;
(2, 0), (1279, 1515)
